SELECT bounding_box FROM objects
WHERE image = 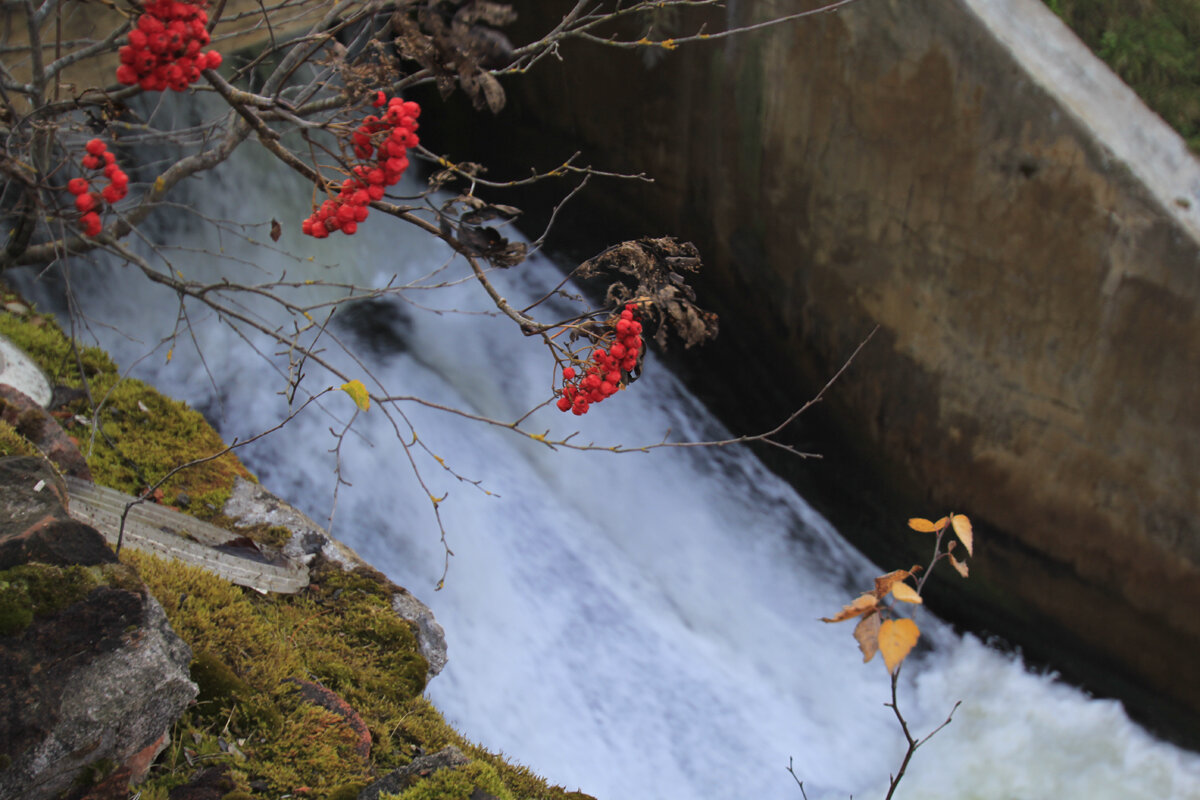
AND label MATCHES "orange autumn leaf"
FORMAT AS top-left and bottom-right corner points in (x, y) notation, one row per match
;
(890, 581), (923, 604)
(949, 553), (969, 578)
(951, 513), (974, 556)
(908, 516), (949, 533)
(821, 592), (879, 623)
(879, 618), (920, 674)
(854, 611), (881, 663)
